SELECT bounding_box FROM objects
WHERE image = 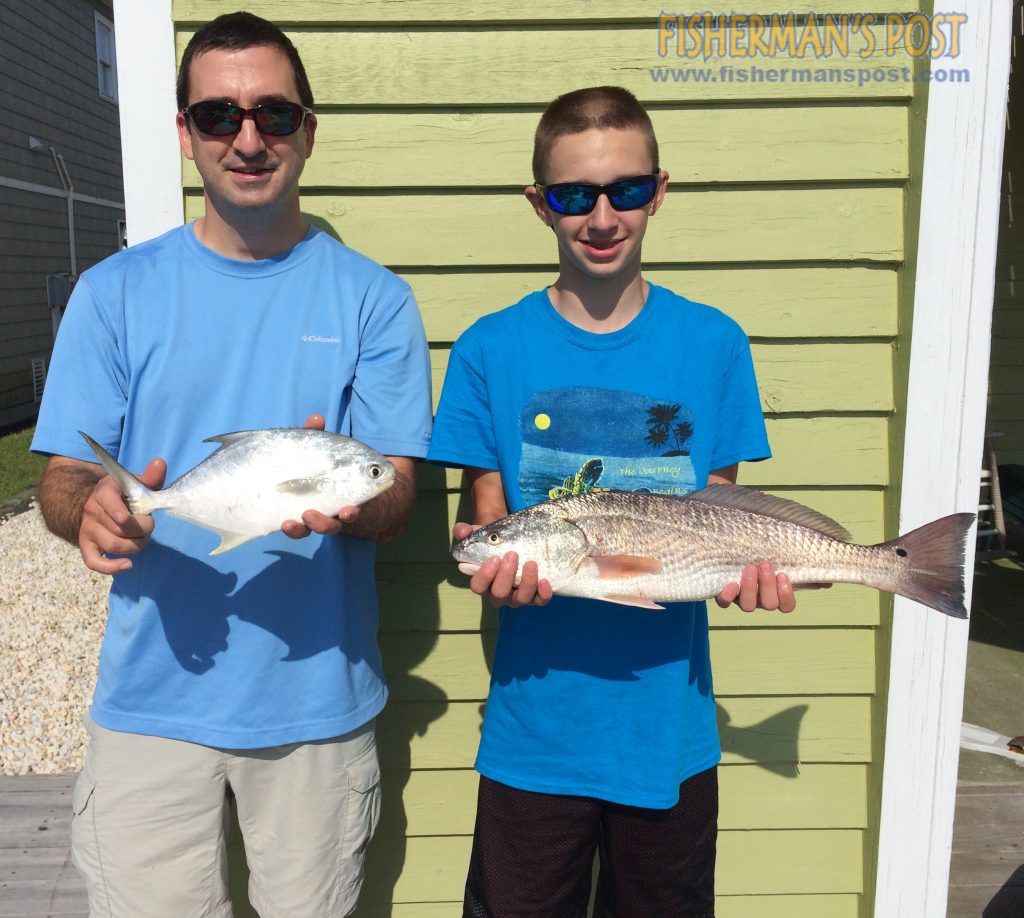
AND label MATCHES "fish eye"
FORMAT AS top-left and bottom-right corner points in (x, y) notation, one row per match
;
(486, 532), (501, 544)
(368, 465), (381, 478)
